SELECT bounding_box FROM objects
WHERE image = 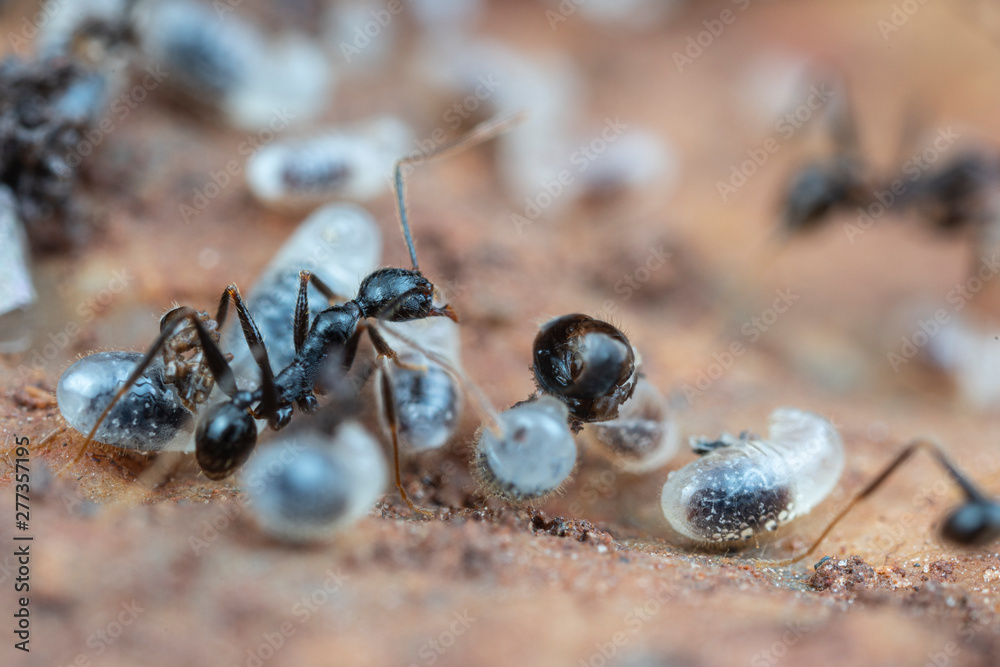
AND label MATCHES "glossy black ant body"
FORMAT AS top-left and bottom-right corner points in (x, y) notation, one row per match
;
(70, 114), (523, 512)
(531, 313), (638, 429)
(776, 81), (875, 235)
